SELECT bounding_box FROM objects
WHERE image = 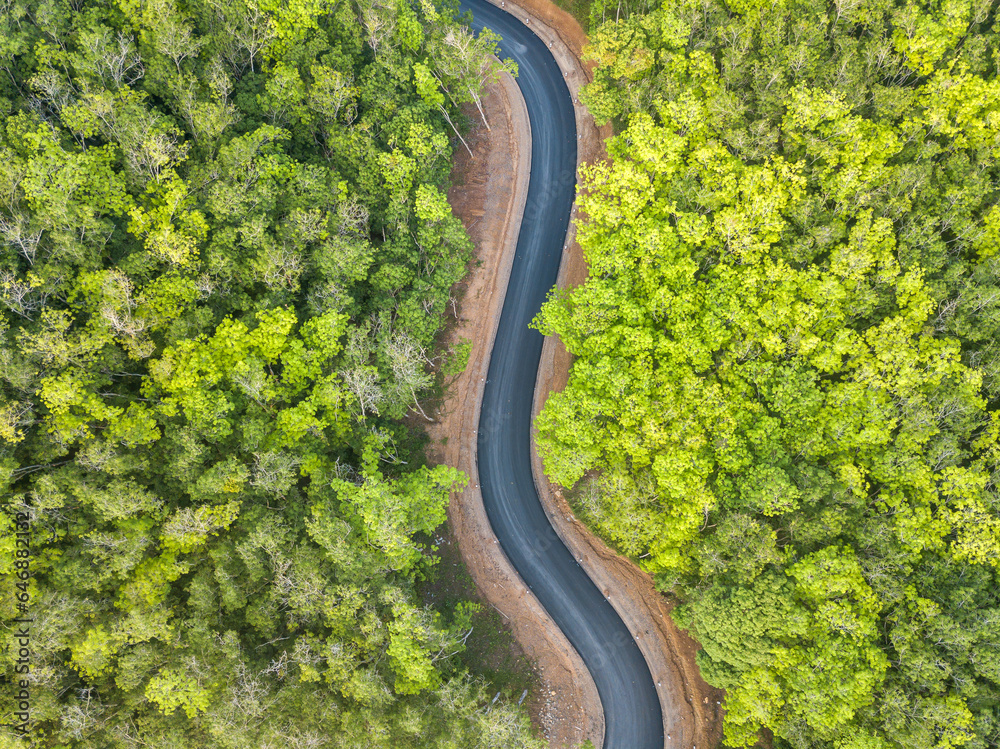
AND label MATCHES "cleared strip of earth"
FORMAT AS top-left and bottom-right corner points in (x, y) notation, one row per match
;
(432, 1), (726, 746)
